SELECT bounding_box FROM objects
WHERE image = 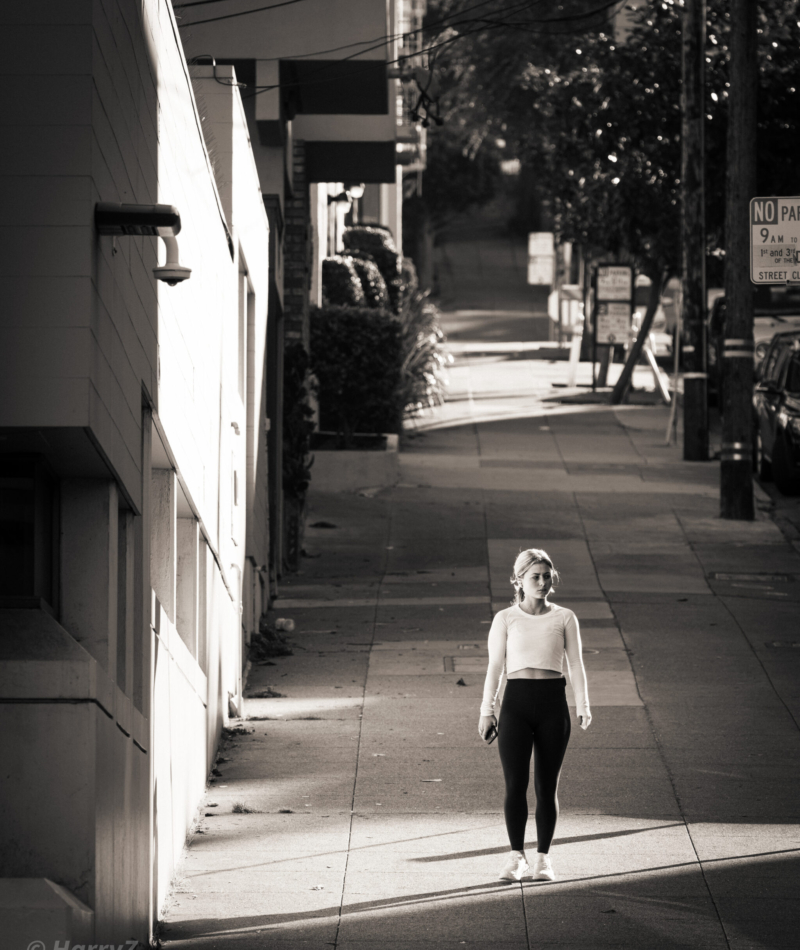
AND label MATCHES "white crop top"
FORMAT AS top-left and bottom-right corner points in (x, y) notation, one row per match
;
(480, 603), (590, 717)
